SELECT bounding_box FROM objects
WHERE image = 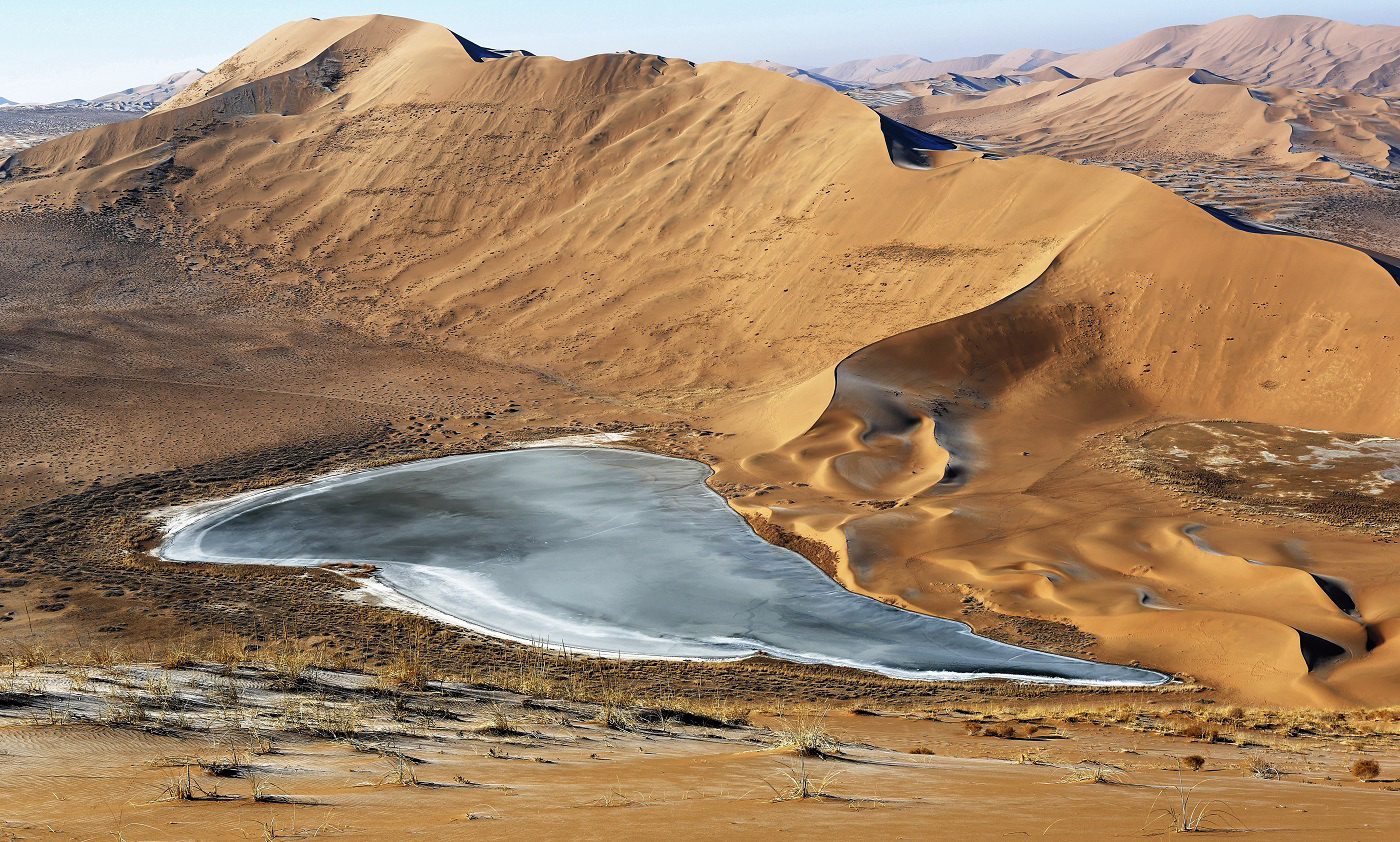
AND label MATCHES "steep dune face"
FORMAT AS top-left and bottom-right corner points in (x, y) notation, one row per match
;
(1054, 15), (1400, 93)
(5, 15), (1400, 705)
